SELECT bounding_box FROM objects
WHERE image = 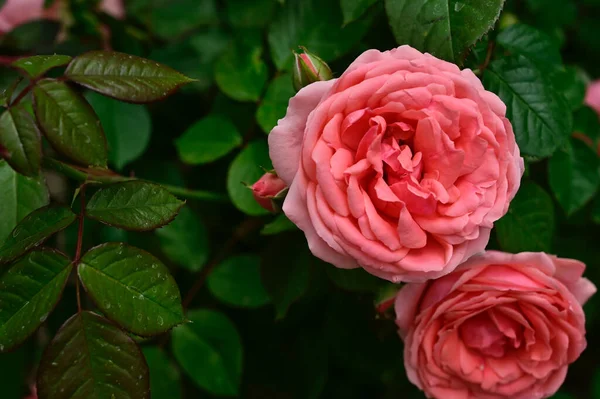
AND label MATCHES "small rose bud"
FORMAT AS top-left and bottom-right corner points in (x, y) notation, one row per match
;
(292, 46), (333, 91)
(251, 172), (288, 213)
(374, 283), (401, 316)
